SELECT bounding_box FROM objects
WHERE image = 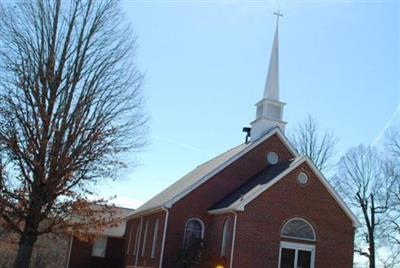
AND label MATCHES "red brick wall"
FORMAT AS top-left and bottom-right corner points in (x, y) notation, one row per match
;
(124, 211), (166, 267)
(233, 162), (355, 268)
(124, 219), (140, 265)
(163, 134), (294, 266)
(69, 236), (126, 268)
(69, 238), (92, 268)
(104, 237), (125, 267)
(209, 213), (235, 267)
